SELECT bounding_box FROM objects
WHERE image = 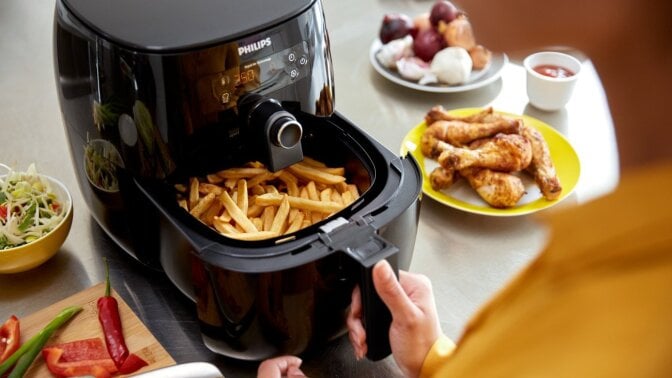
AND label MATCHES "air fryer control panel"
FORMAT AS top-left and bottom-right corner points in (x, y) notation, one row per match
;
(197, 40), (311, 114)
